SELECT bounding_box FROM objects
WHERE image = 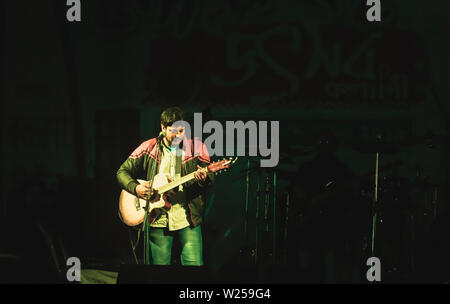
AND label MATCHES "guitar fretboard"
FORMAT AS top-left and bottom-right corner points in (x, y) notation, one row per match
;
(156, 169), (207, 193)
